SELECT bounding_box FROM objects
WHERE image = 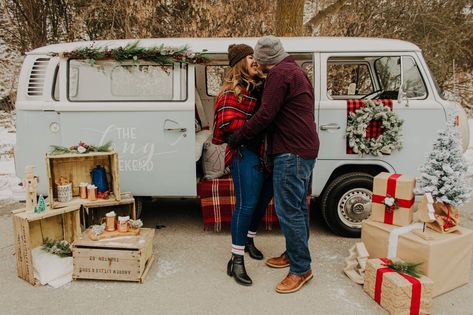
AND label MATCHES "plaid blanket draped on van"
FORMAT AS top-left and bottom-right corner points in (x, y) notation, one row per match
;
(197, 176), (279, 232)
